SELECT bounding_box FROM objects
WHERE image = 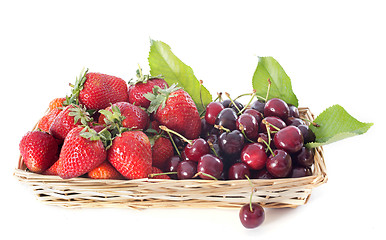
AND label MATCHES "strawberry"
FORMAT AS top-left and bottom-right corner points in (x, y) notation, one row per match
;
(146, 84), (201, 140)
(87, 161), (123, 179)
(19, 131), (58, 173)
(98, 102), (149, 130)
(48, 97), (66, 111)
(49, 104), (92, 141)
(108, 131), (152, 179)
(65, 69), (129, 110)
(57, 126), (107, 179)
(43, 159), (60, 175)
(152, 136), (174, 169)
(128, 69), (168, 108)
(37, 108), (61, 132)
(149, 167), (171, 179)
